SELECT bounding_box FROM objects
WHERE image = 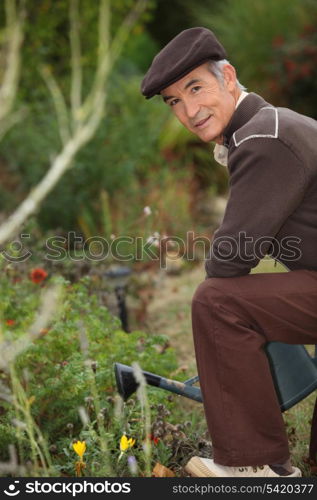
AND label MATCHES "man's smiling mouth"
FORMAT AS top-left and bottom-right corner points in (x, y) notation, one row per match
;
(195, 115), (212, 128)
